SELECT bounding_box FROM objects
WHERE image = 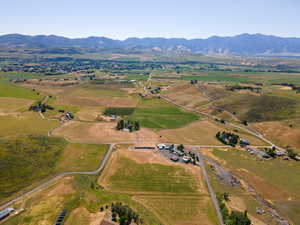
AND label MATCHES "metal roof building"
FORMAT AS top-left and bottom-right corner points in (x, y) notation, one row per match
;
(0, 208), (14, 220)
